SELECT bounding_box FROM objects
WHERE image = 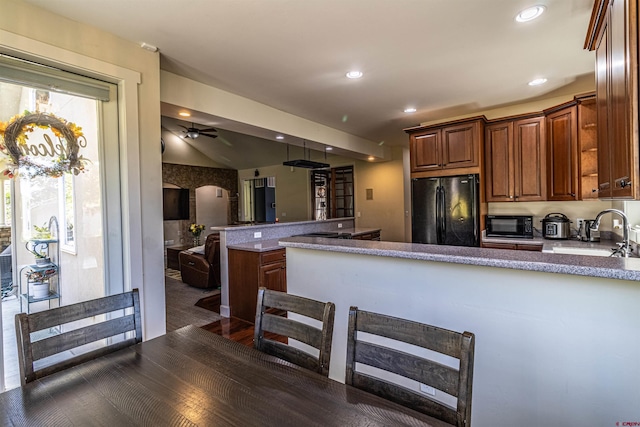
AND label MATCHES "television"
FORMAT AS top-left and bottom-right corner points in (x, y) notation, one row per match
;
(163, 188), (189, 220)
